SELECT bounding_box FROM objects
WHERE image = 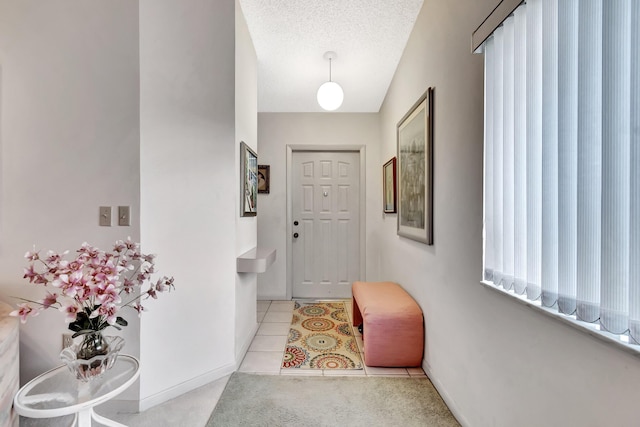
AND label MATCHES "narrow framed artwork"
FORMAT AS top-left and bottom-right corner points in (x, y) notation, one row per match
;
(397, 87), (434, 244)
(240, 141), (258, 217)
(258, 165), (270, 194)
(383, 157), (397, 213)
